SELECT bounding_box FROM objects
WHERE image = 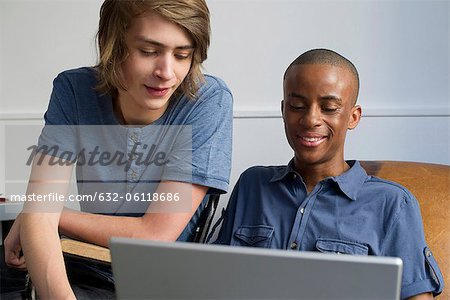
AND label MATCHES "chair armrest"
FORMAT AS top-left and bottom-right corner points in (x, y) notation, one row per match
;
(61, 238), (111, 263)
